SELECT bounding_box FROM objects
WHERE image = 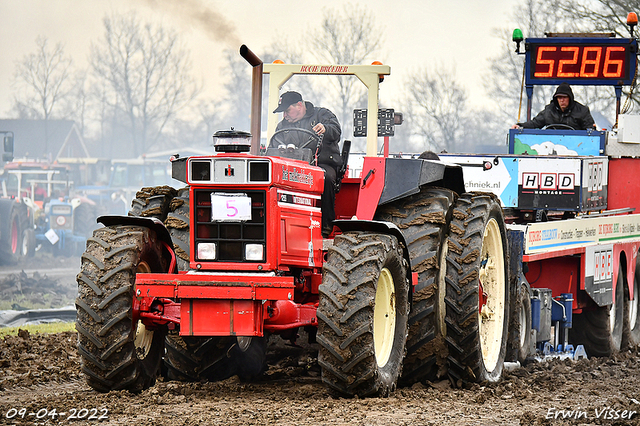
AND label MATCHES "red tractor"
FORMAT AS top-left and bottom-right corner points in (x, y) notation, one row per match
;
(75, 47), (508, 396)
